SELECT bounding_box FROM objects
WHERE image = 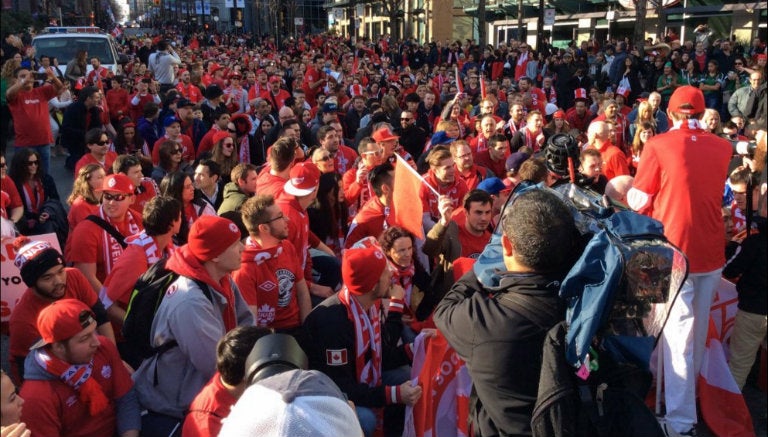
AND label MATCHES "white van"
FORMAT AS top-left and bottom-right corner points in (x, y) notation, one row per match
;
(32, 27), (129, 76)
